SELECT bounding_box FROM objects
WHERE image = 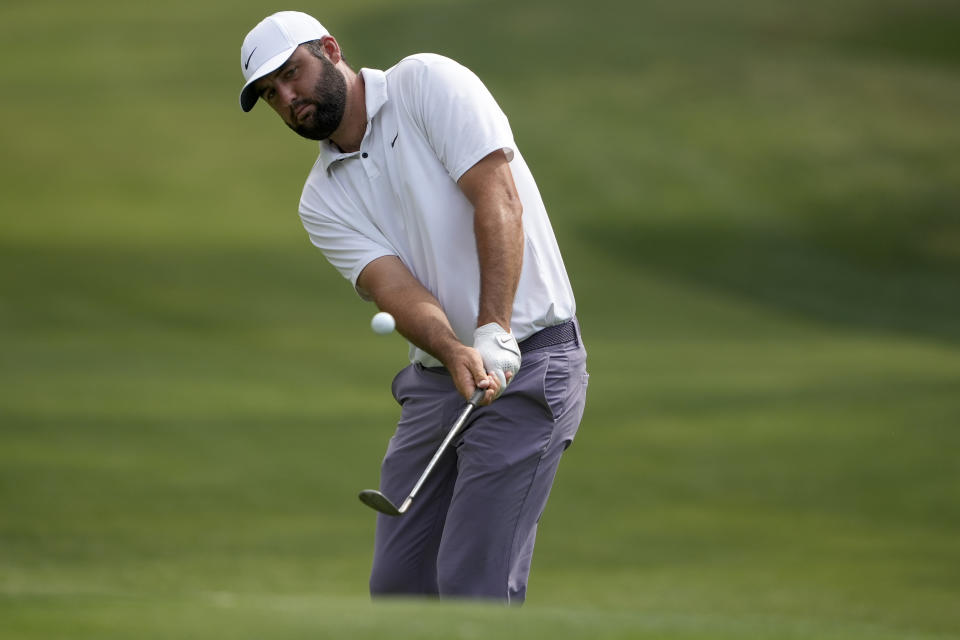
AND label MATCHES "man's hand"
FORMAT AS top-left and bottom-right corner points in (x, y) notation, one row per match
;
(437, 343), (496, 405)
(473, 322), (521, 399)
